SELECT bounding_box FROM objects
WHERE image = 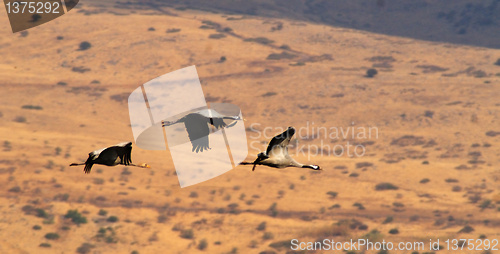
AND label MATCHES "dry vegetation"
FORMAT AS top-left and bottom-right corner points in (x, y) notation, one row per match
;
(0, 1), (499, 253)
